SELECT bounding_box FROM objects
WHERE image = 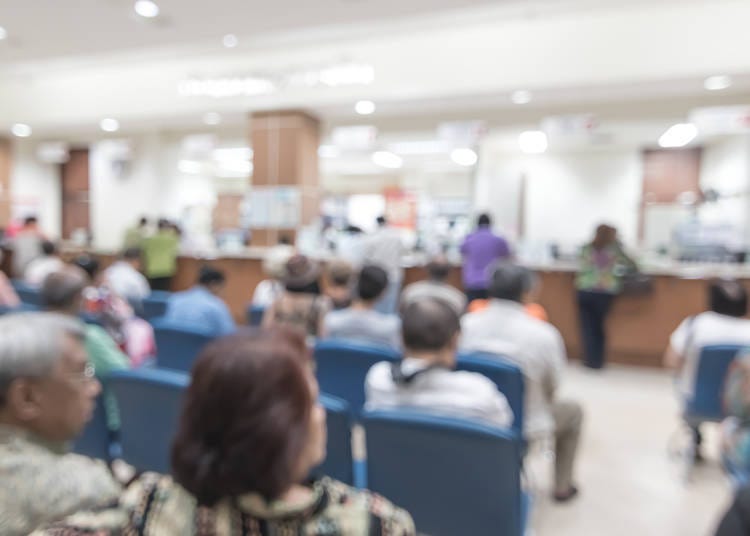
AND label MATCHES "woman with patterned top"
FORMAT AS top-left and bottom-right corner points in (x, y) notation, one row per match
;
(121, 326), (413, 535)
